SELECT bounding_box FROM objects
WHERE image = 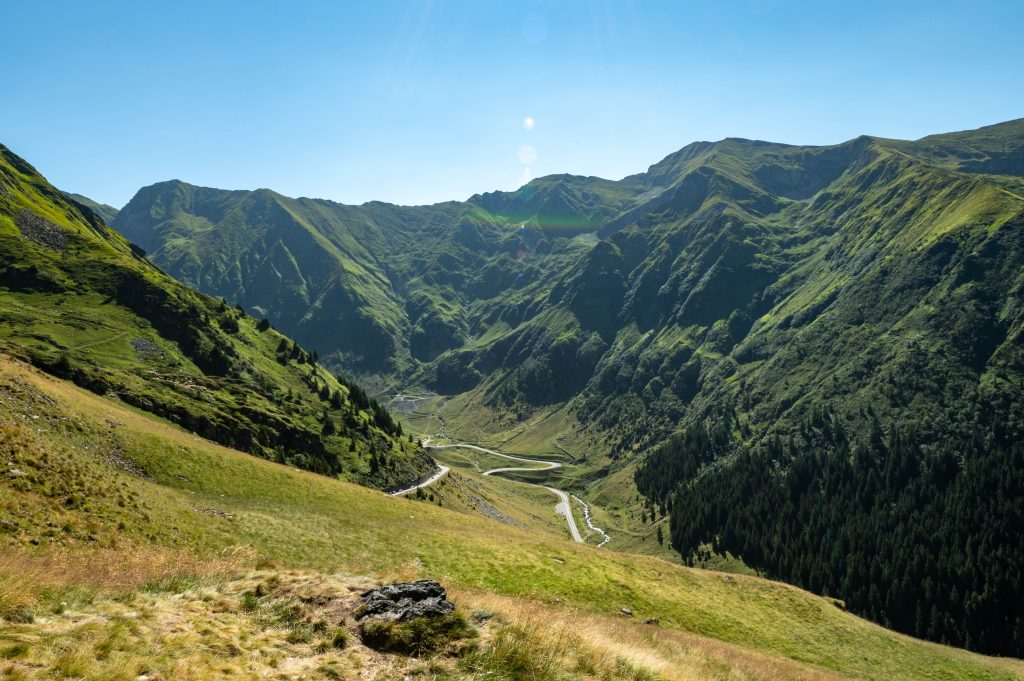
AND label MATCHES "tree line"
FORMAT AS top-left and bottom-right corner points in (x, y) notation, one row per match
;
(636, 396), (1024, 656)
